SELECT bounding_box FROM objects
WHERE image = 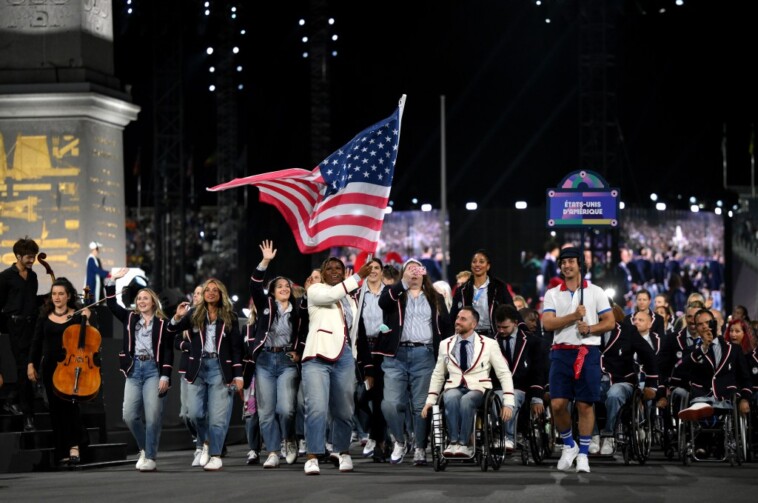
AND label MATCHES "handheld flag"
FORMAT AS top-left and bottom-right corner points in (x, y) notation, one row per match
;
(208, 95), (406, 253)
